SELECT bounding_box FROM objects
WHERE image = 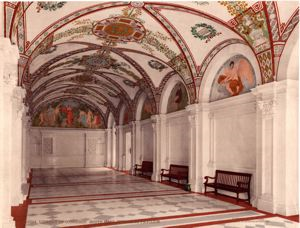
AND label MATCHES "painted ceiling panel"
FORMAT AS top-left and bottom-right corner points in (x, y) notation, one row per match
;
(29, 43), (89, 73)
(174, 1), (258, 22)
(158, 7), (243, 68)
(4, 1), (298, 126)
(31, 70), (79, 91)
(25, 2), (124, 42)
(276, 1), (298, 25)
(124, 50), (174, 88)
